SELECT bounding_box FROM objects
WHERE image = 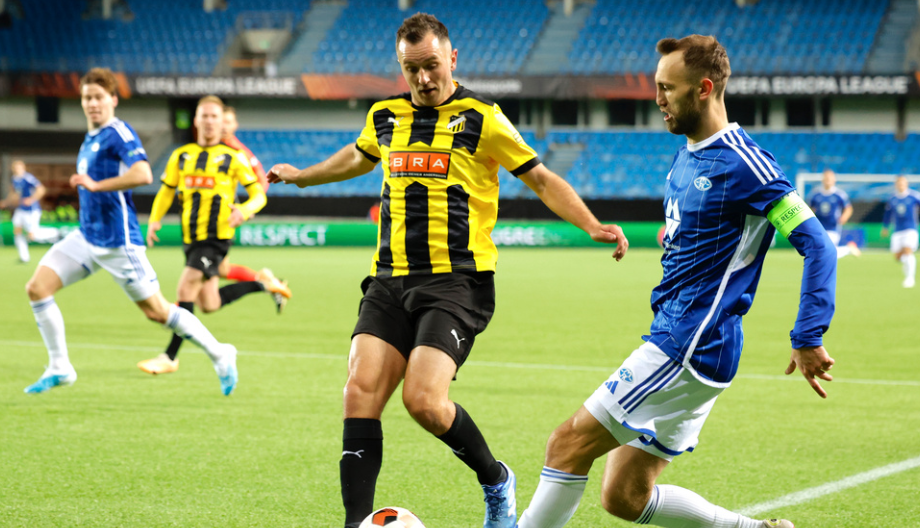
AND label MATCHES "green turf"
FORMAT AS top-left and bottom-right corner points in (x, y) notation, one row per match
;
(1, 245), (918, 527)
